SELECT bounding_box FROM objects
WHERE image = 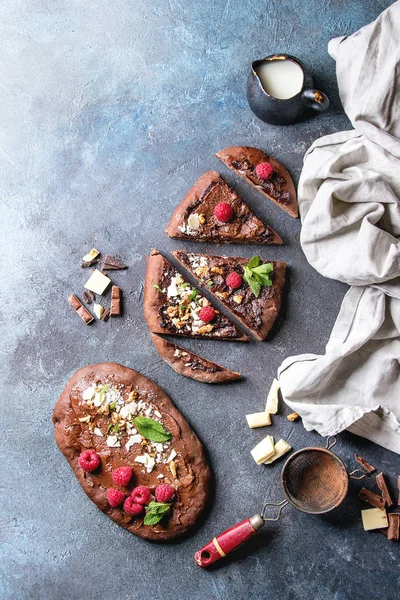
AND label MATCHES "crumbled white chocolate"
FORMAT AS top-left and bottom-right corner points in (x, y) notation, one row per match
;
(82, 386), (95, 401)
(173, 349), (181, 358)
(157, 474), (165, 479)
(135, 453), (156, 473)
(166, 449), (177, 463)
(93, 303), (104, 319)
(93, 427), (103, 437)
(120, 402), (137, 419)
(144, 406), (152, 417)
(187, 213), (201, 230)
(82, 248), (100, 262)
(106, 435), (120, 448)
(79, 415), (91, 423)
(125, 434), (143, 451)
